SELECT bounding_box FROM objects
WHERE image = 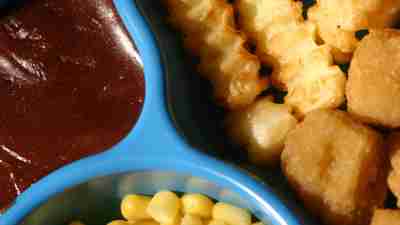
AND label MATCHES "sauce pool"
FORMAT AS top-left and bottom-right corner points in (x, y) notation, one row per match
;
(0, 0), (145, 210)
